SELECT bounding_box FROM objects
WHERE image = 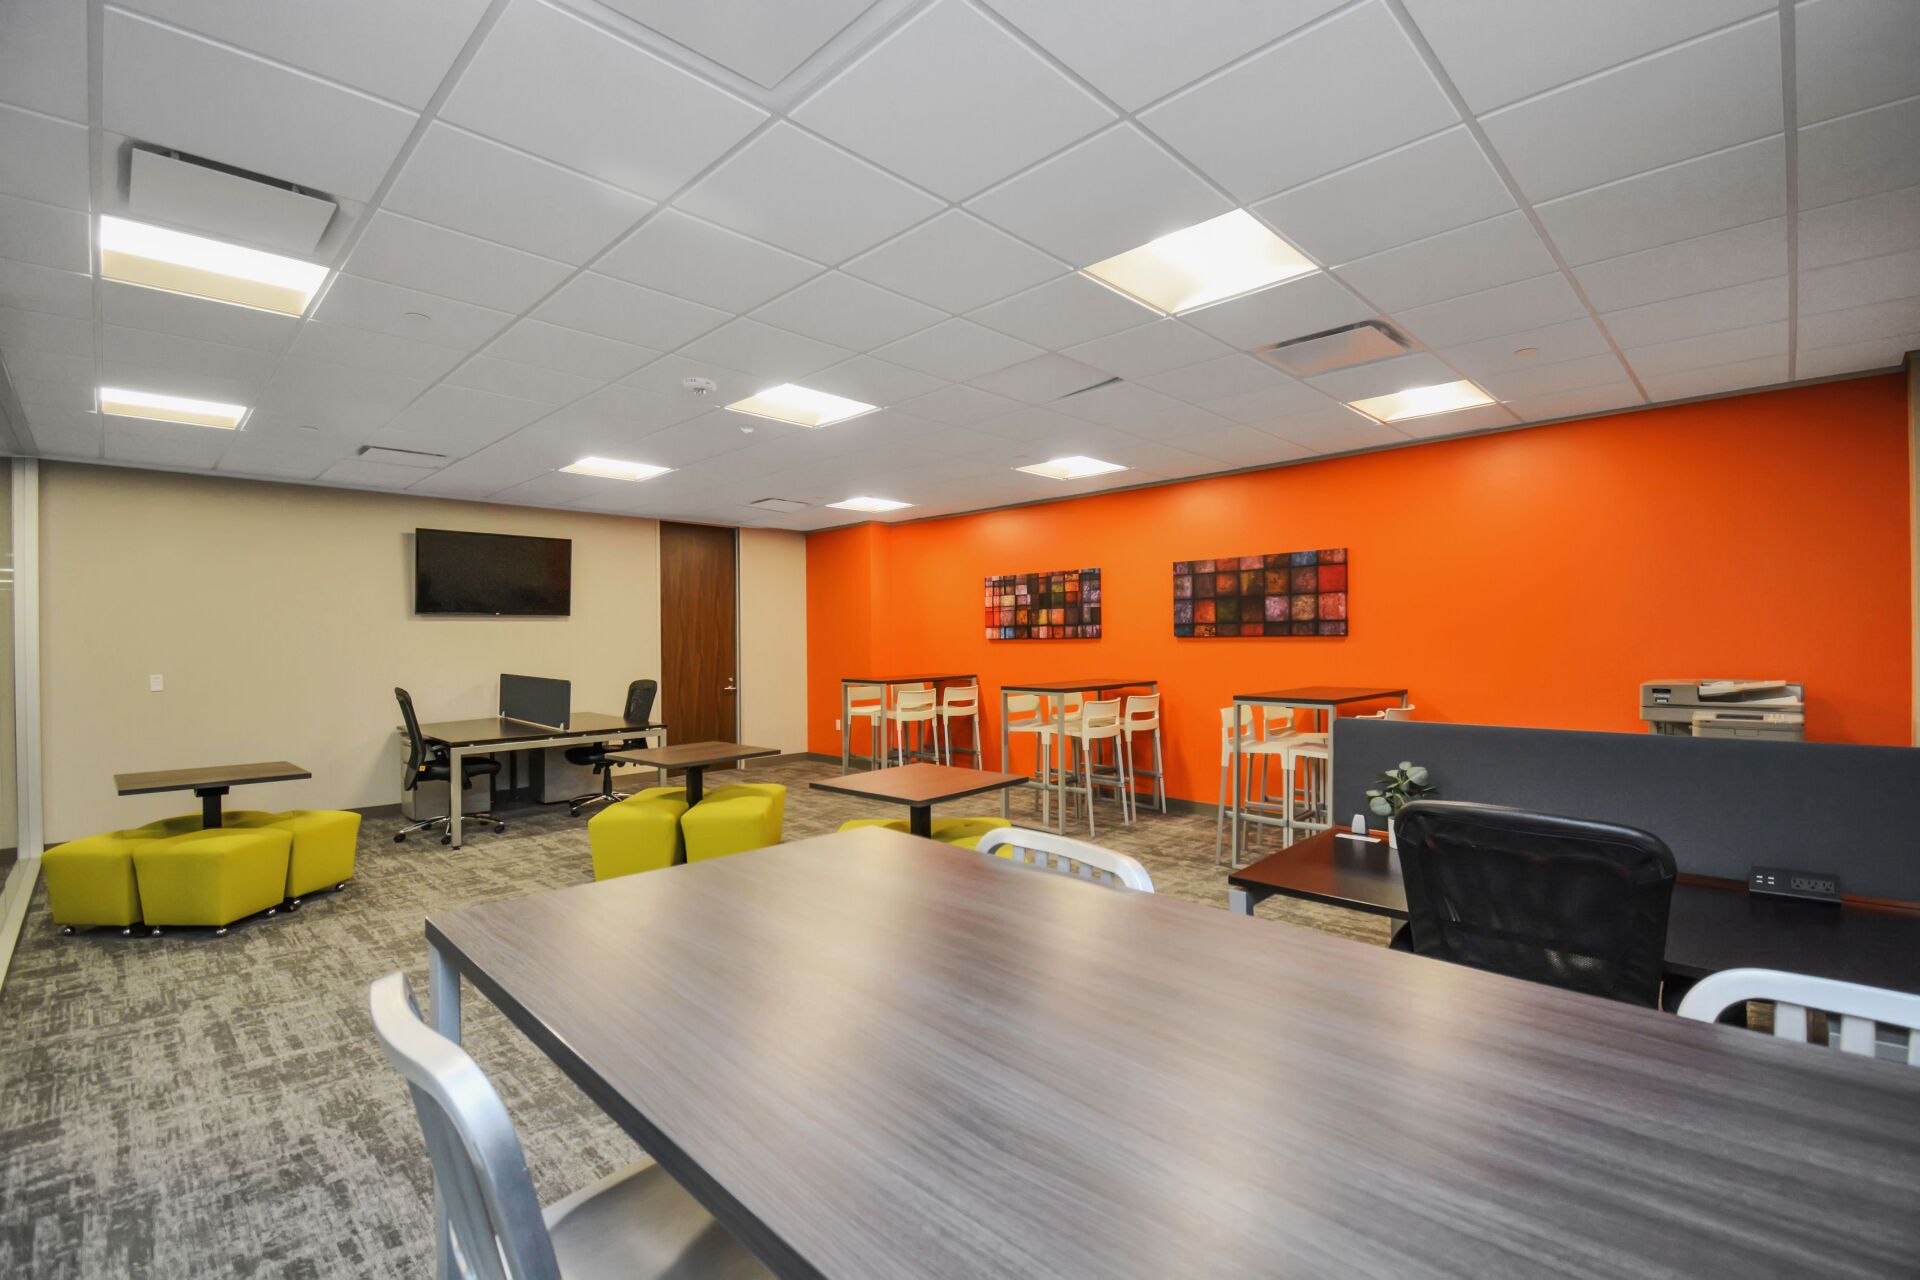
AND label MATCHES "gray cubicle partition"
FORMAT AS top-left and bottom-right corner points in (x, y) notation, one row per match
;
(1332, 719), (1920, 902)
(500, 673), (570, 729)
